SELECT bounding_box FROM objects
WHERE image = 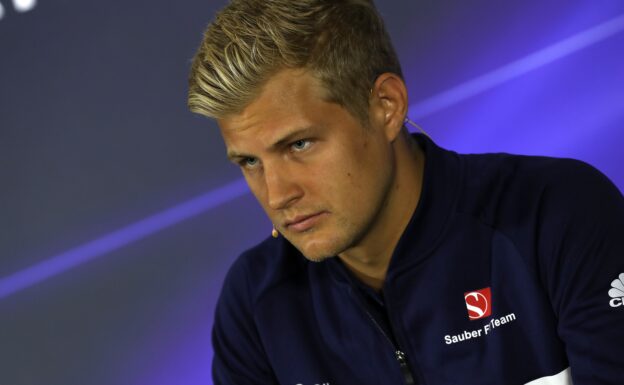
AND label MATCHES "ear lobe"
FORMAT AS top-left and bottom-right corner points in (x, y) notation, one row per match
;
(370, 73), (408, 142)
